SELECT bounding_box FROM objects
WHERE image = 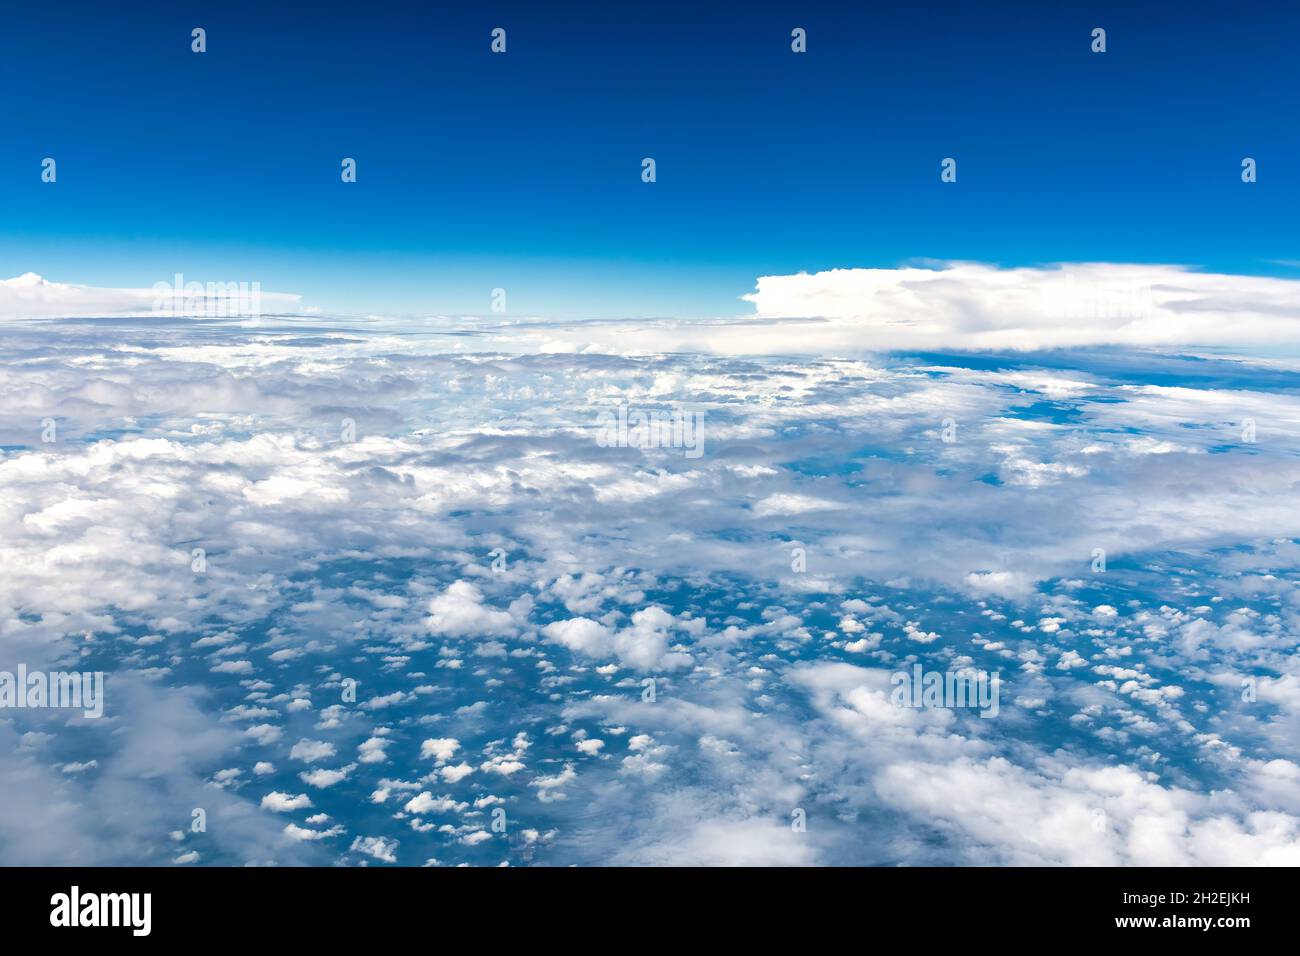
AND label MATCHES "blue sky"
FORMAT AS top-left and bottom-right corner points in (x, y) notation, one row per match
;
(2, 0), (1298, 317)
